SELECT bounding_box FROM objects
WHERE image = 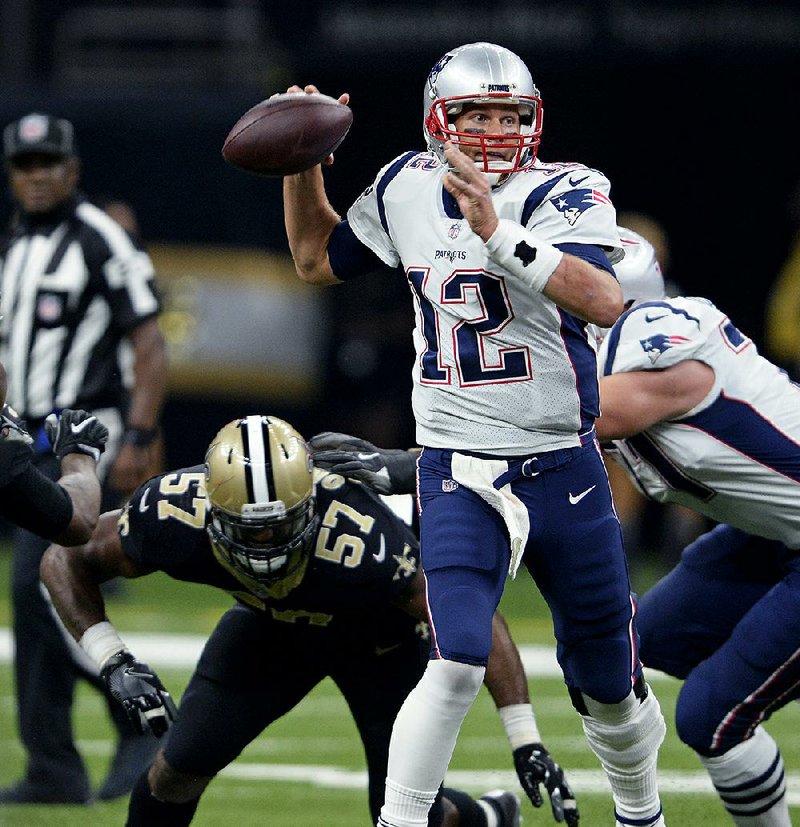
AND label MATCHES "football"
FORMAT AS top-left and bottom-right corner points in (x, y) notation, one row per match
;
(222, 93), (353, 177)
